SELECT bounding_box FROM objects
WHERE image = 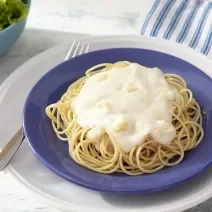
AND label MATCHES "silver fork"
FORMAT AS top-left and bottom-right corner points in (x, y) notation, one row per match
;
(0, 41), (89, 171)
